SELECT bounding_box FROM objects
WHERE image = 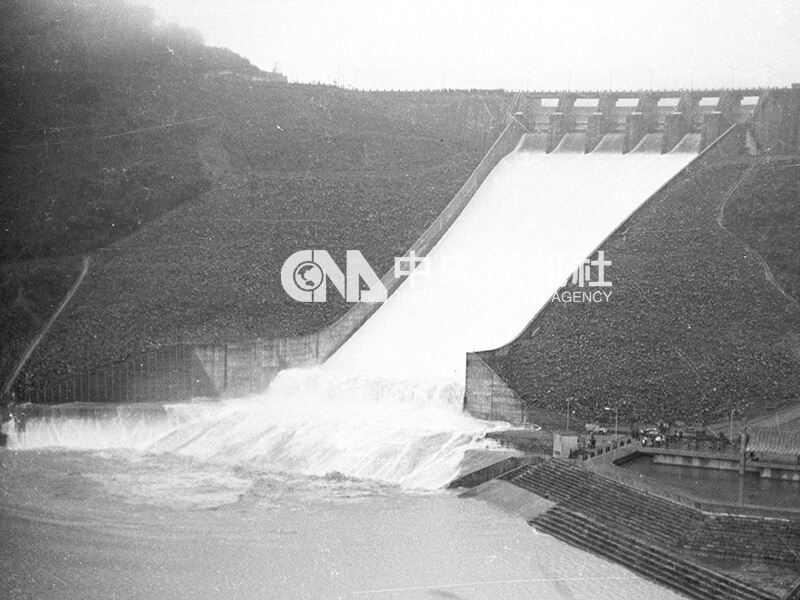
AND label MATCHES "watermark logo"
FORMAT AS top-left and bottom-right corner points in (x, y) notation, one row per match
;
(551, 251), (613, 303)
(281, 249), (612, 304)
(282, 250), (388, 303)
(281, 250), (428, 303)
(293, 260), (324, 292)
